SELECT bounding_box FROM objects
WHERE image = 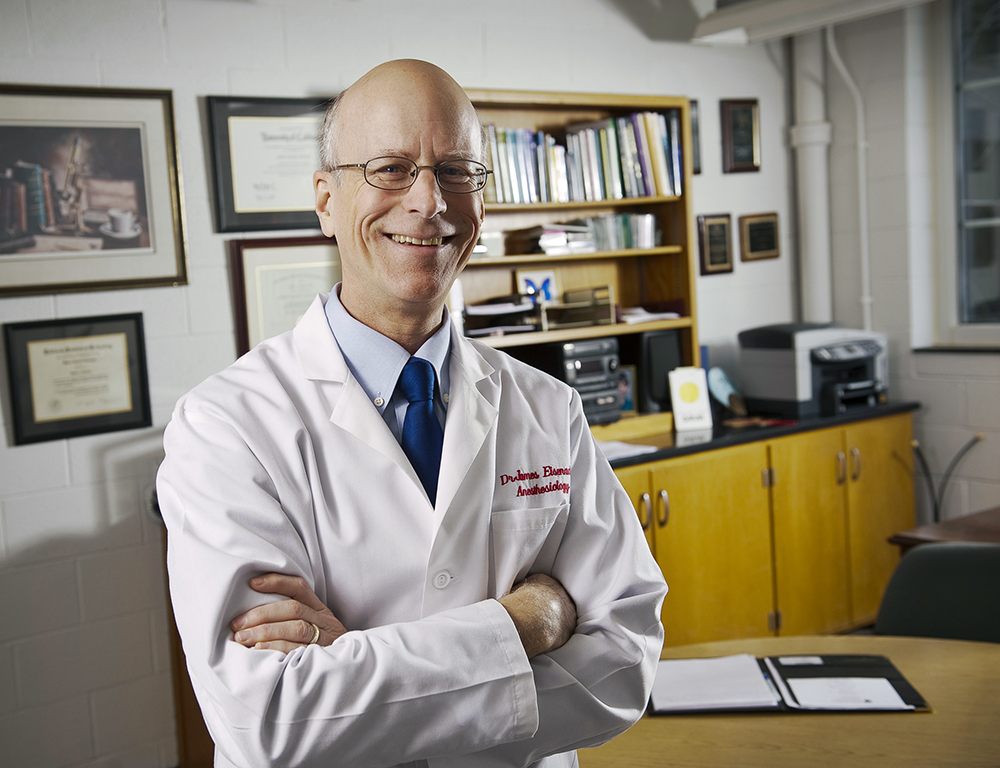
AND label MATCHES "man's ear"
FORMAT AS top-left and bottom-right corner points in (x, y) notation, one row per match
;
(313, 170), (336, 238)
